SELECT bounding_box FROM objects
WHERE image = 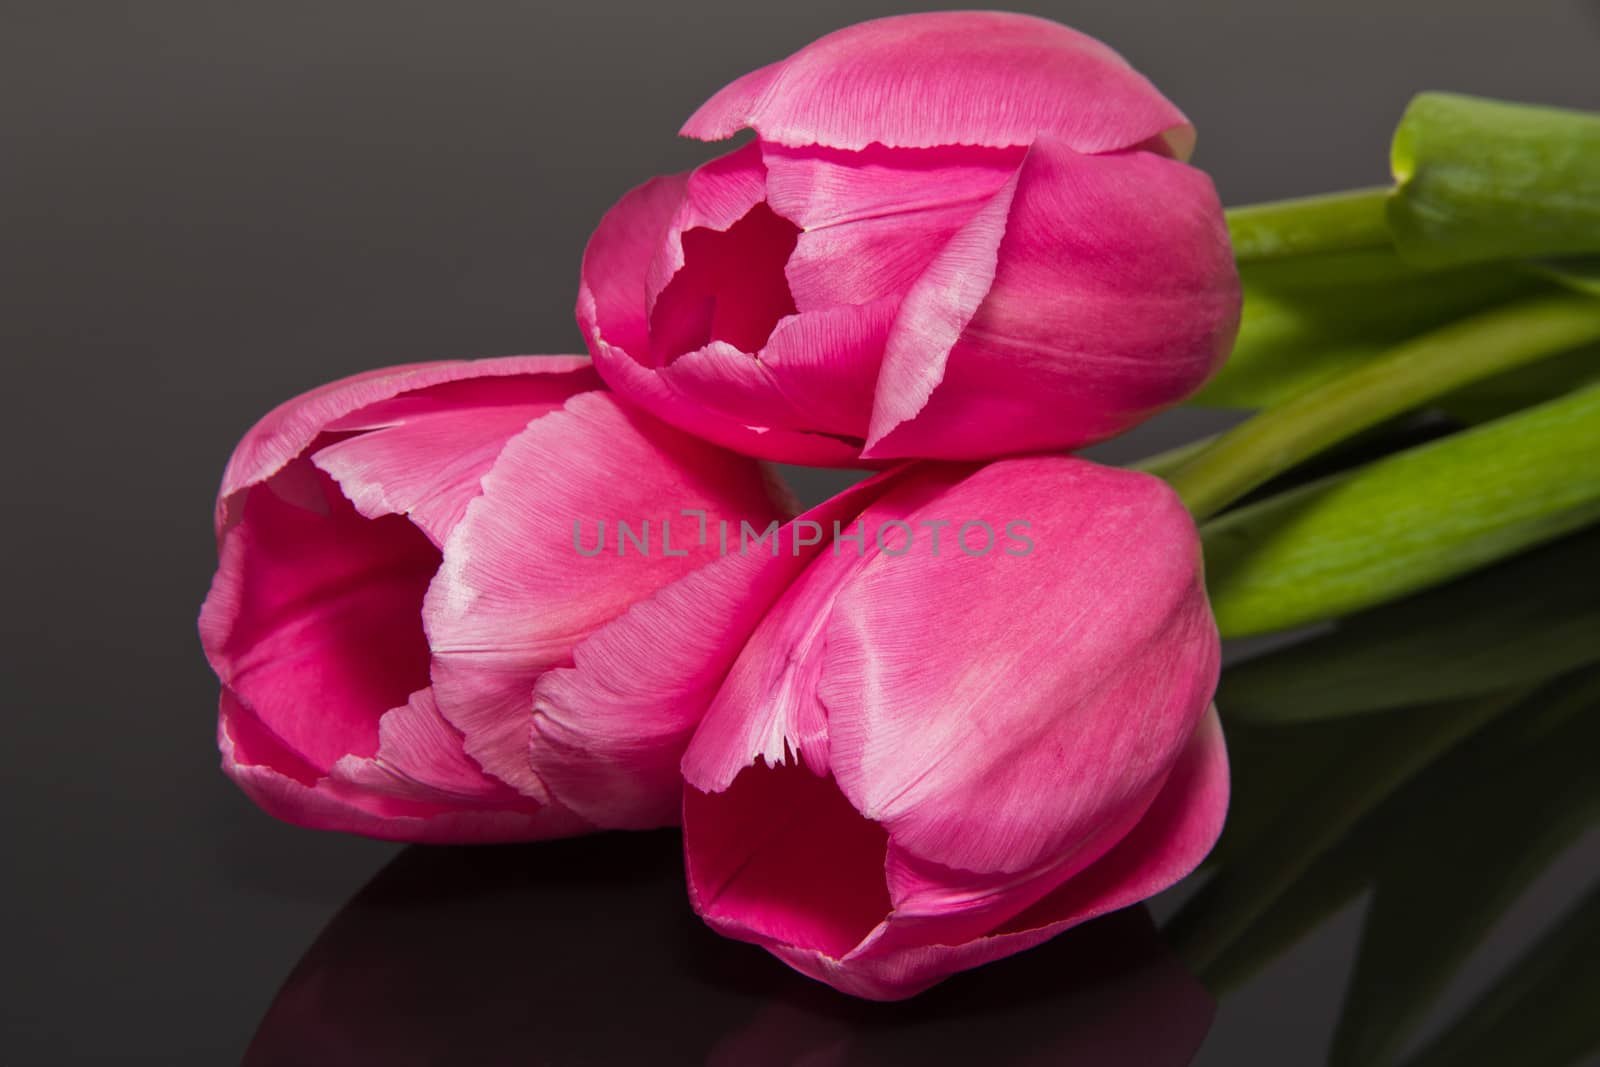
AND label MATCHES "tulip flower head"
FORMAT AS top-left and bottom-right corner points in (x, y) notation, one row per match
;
(580, 11), (1241, 465)
(680, 457), (1227, 998)
(200, 357), (790, 841)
